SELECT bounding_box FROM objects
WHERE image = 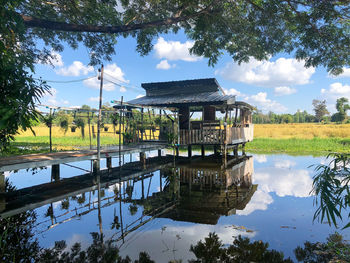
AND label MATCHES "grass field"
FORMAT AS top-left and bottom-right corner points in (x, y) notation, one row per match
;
(5, 123), (350, 156)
